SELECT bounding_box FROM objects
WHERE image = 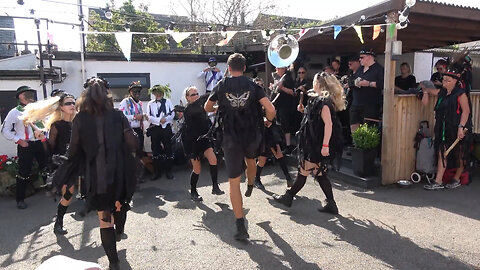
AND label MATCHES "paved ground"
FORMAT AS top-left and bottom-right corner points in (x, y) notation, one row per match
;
(1, 161), (480, 270)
